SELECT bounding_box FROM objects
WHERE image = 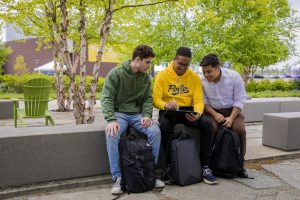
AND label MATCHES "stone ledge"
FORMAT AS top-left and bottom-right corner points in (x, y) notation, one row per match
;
(243, 99), (300, 122)
(0, 124), (109, 188)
